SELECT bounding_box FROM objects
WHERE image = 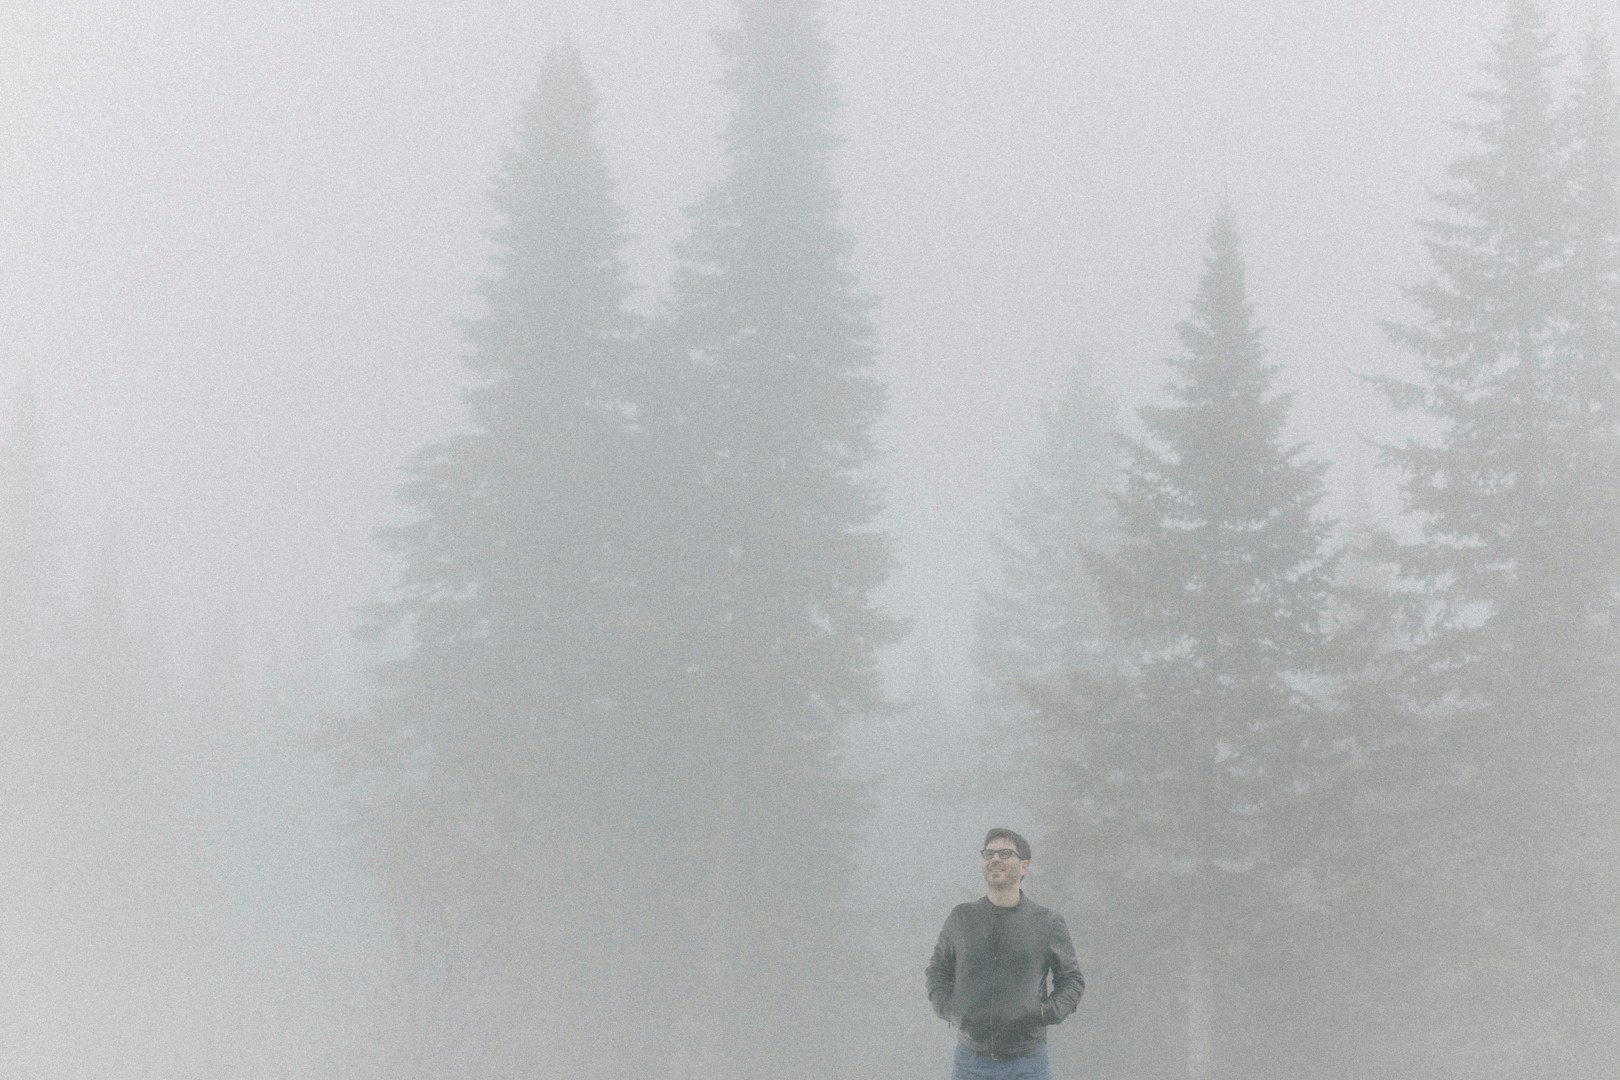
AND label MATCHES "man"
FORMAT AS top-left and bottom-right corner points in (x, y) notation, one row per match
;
(926, 828), (1084, 1080)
